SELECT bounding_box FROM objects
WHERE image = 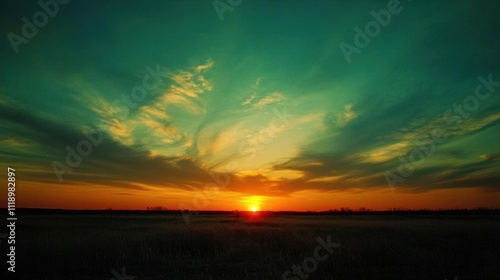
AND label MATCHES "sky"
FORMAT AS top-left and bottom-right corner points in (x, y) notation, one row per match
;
(1, 0), (499, 211)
